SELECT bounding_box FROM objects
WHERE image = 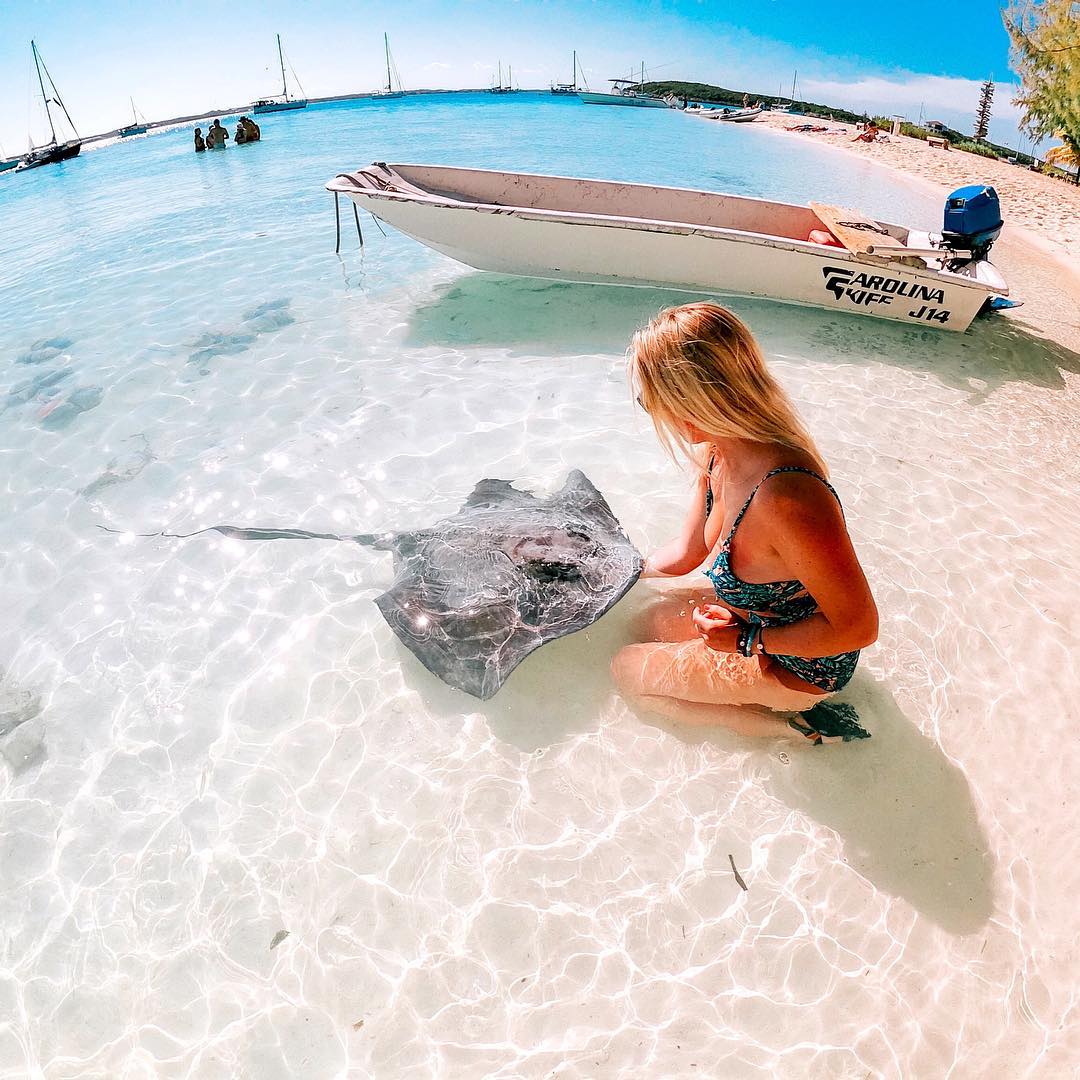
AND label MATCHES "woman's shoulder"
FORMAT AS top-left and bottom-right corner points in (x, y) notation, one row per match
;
(756, 460), (841, 522)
